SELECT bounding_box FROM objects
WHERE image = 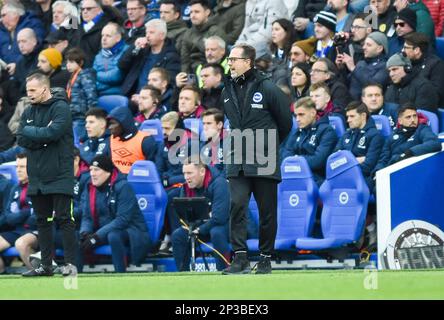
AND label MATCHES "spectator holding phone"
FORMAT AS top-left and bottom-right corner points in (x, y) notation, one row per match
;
(344, 32), (390, 100)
